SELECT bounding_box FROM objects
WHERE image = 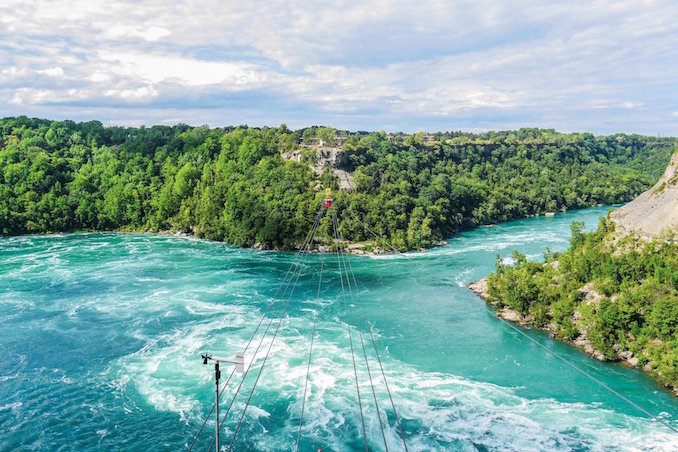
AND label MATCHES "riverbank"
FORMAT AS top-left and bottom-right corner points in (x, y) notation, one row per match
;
(0, 226), (451, 255)
(468, 274), (678, 397)
(4, 218), (678, 449)
(468, 153), (678, 397)
(0, 201), (615, 257)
